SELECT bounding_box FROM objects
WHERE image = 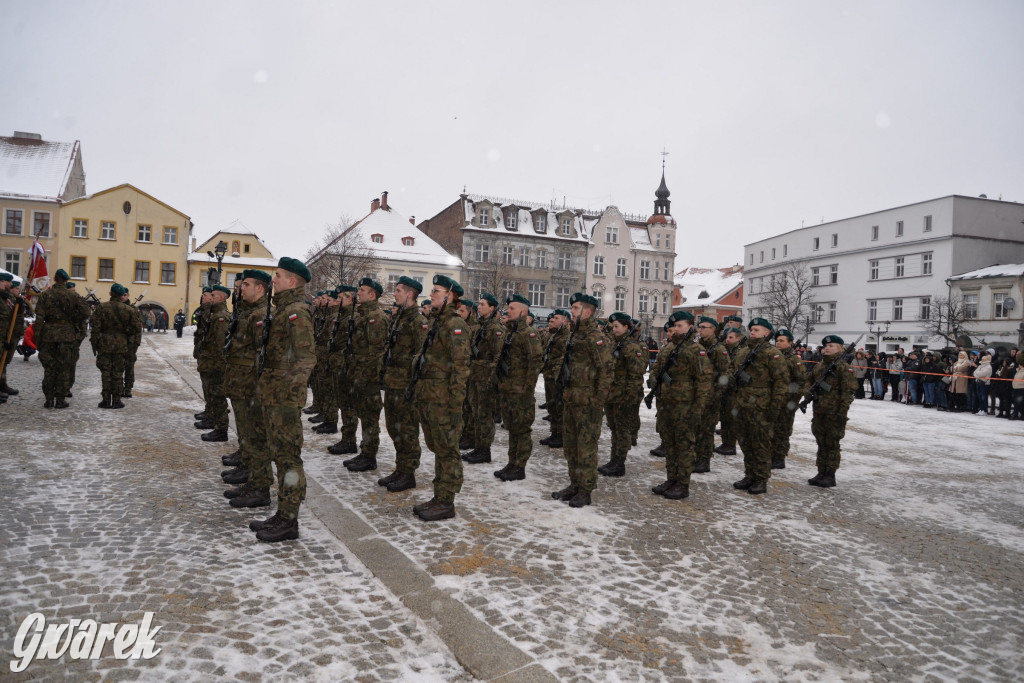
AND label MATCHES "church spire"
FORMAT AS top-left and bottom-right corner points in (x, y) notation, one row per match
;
(647, 150), (675, 225)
